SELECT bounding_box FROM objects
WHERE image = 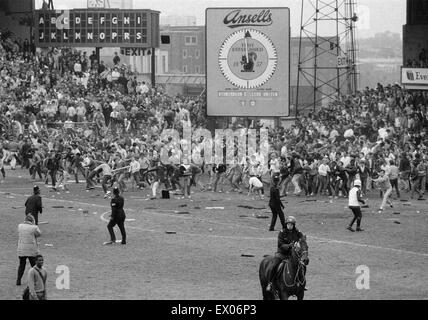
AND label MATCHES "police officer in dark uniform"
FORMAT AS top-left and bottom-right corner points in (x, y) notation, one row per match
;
(266, 216), (309, 292)
(105, 187), (126, 245)
(25, 186), (43, 225)
(269, 175), (286, 231)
